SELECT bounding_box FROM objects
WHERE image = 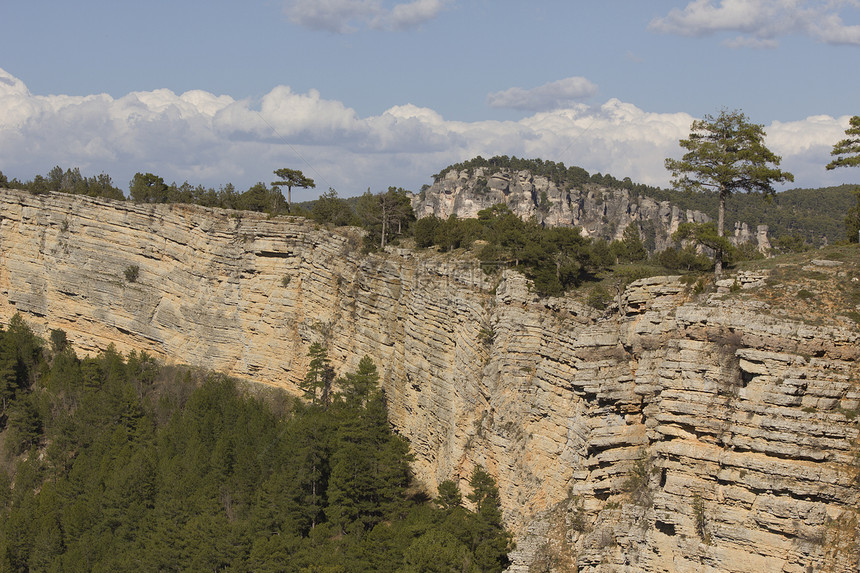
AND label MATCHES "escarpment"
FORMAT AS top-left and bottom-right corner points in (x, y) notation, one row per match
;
(413, 166), (771, 252)
(1, 188), (859, 572)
